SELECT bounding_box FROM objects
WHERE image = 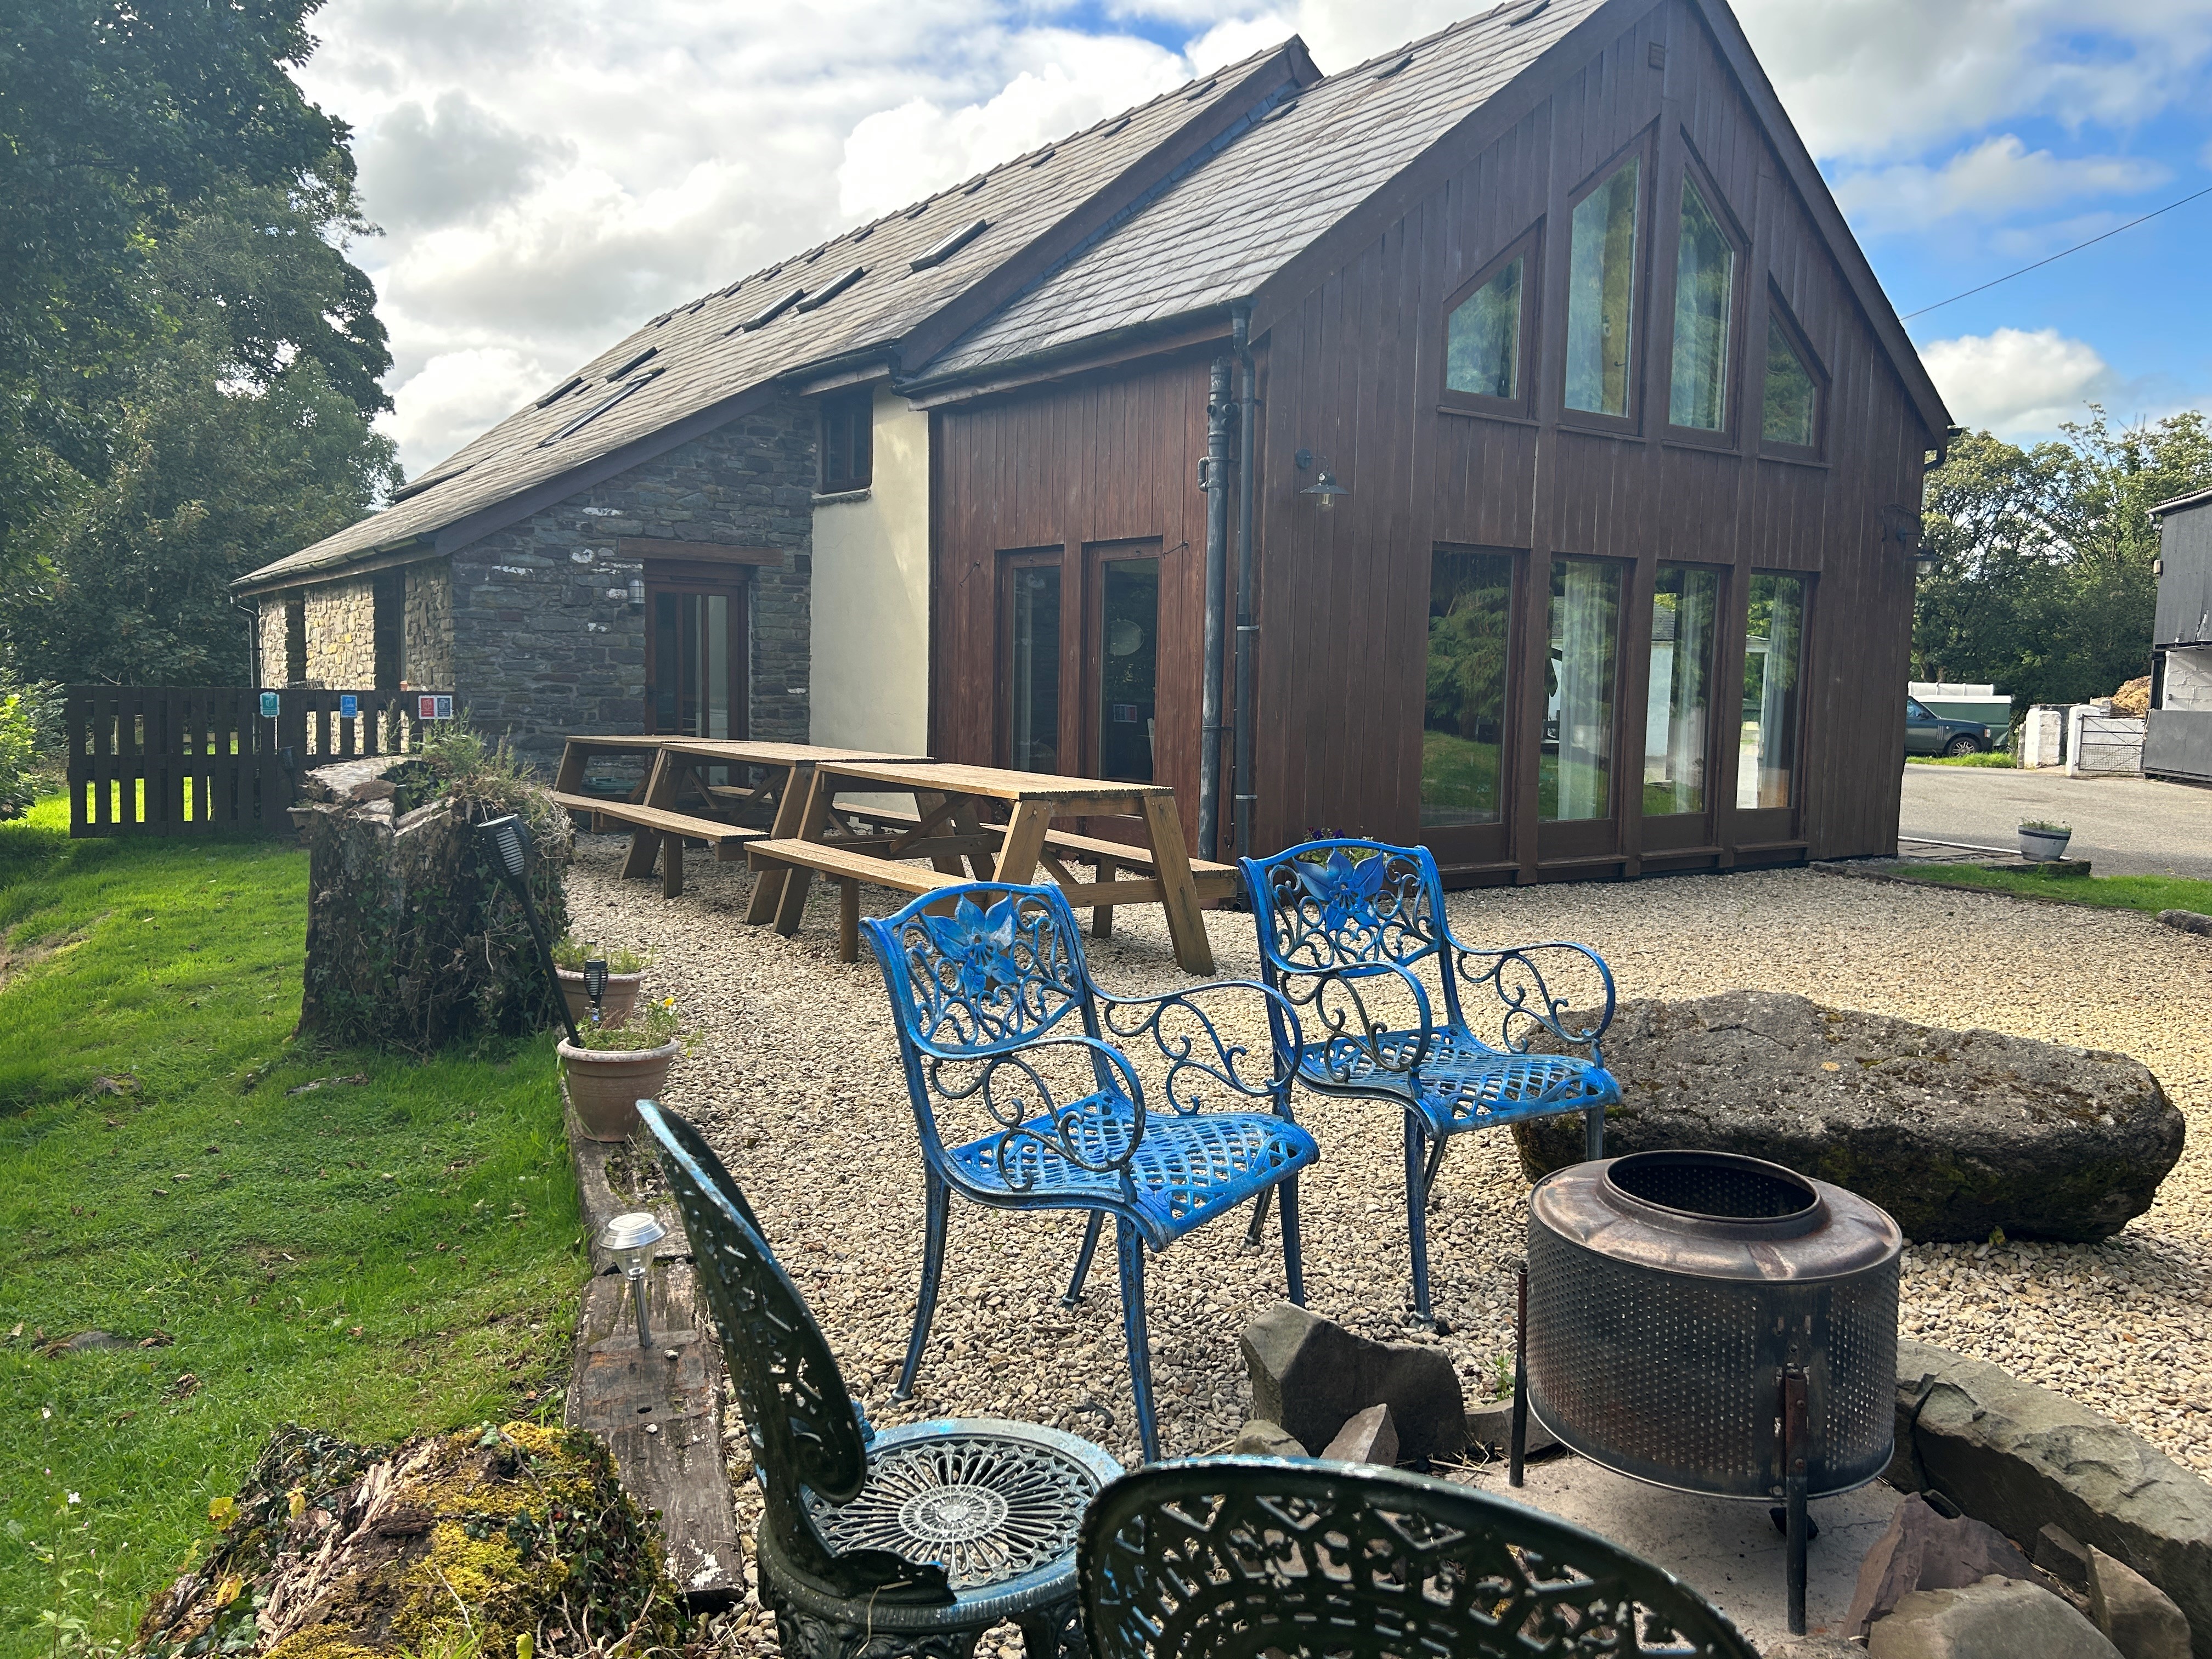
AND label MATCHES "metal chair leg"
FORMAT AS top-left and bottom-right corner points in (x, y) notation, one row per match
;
(1404, 1114), (1434, 1324)
(1278, 1176), (1306, 1306)
(1242, 1184), (1272, 1247)
(1062, 1210), (1104, 1306)
(1421, 1134), (1451, 1206)
(1115, 1218), (1160, 1463)
(894, 1172), (950, 1401)
(1585, 1102), (1606, 1163)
